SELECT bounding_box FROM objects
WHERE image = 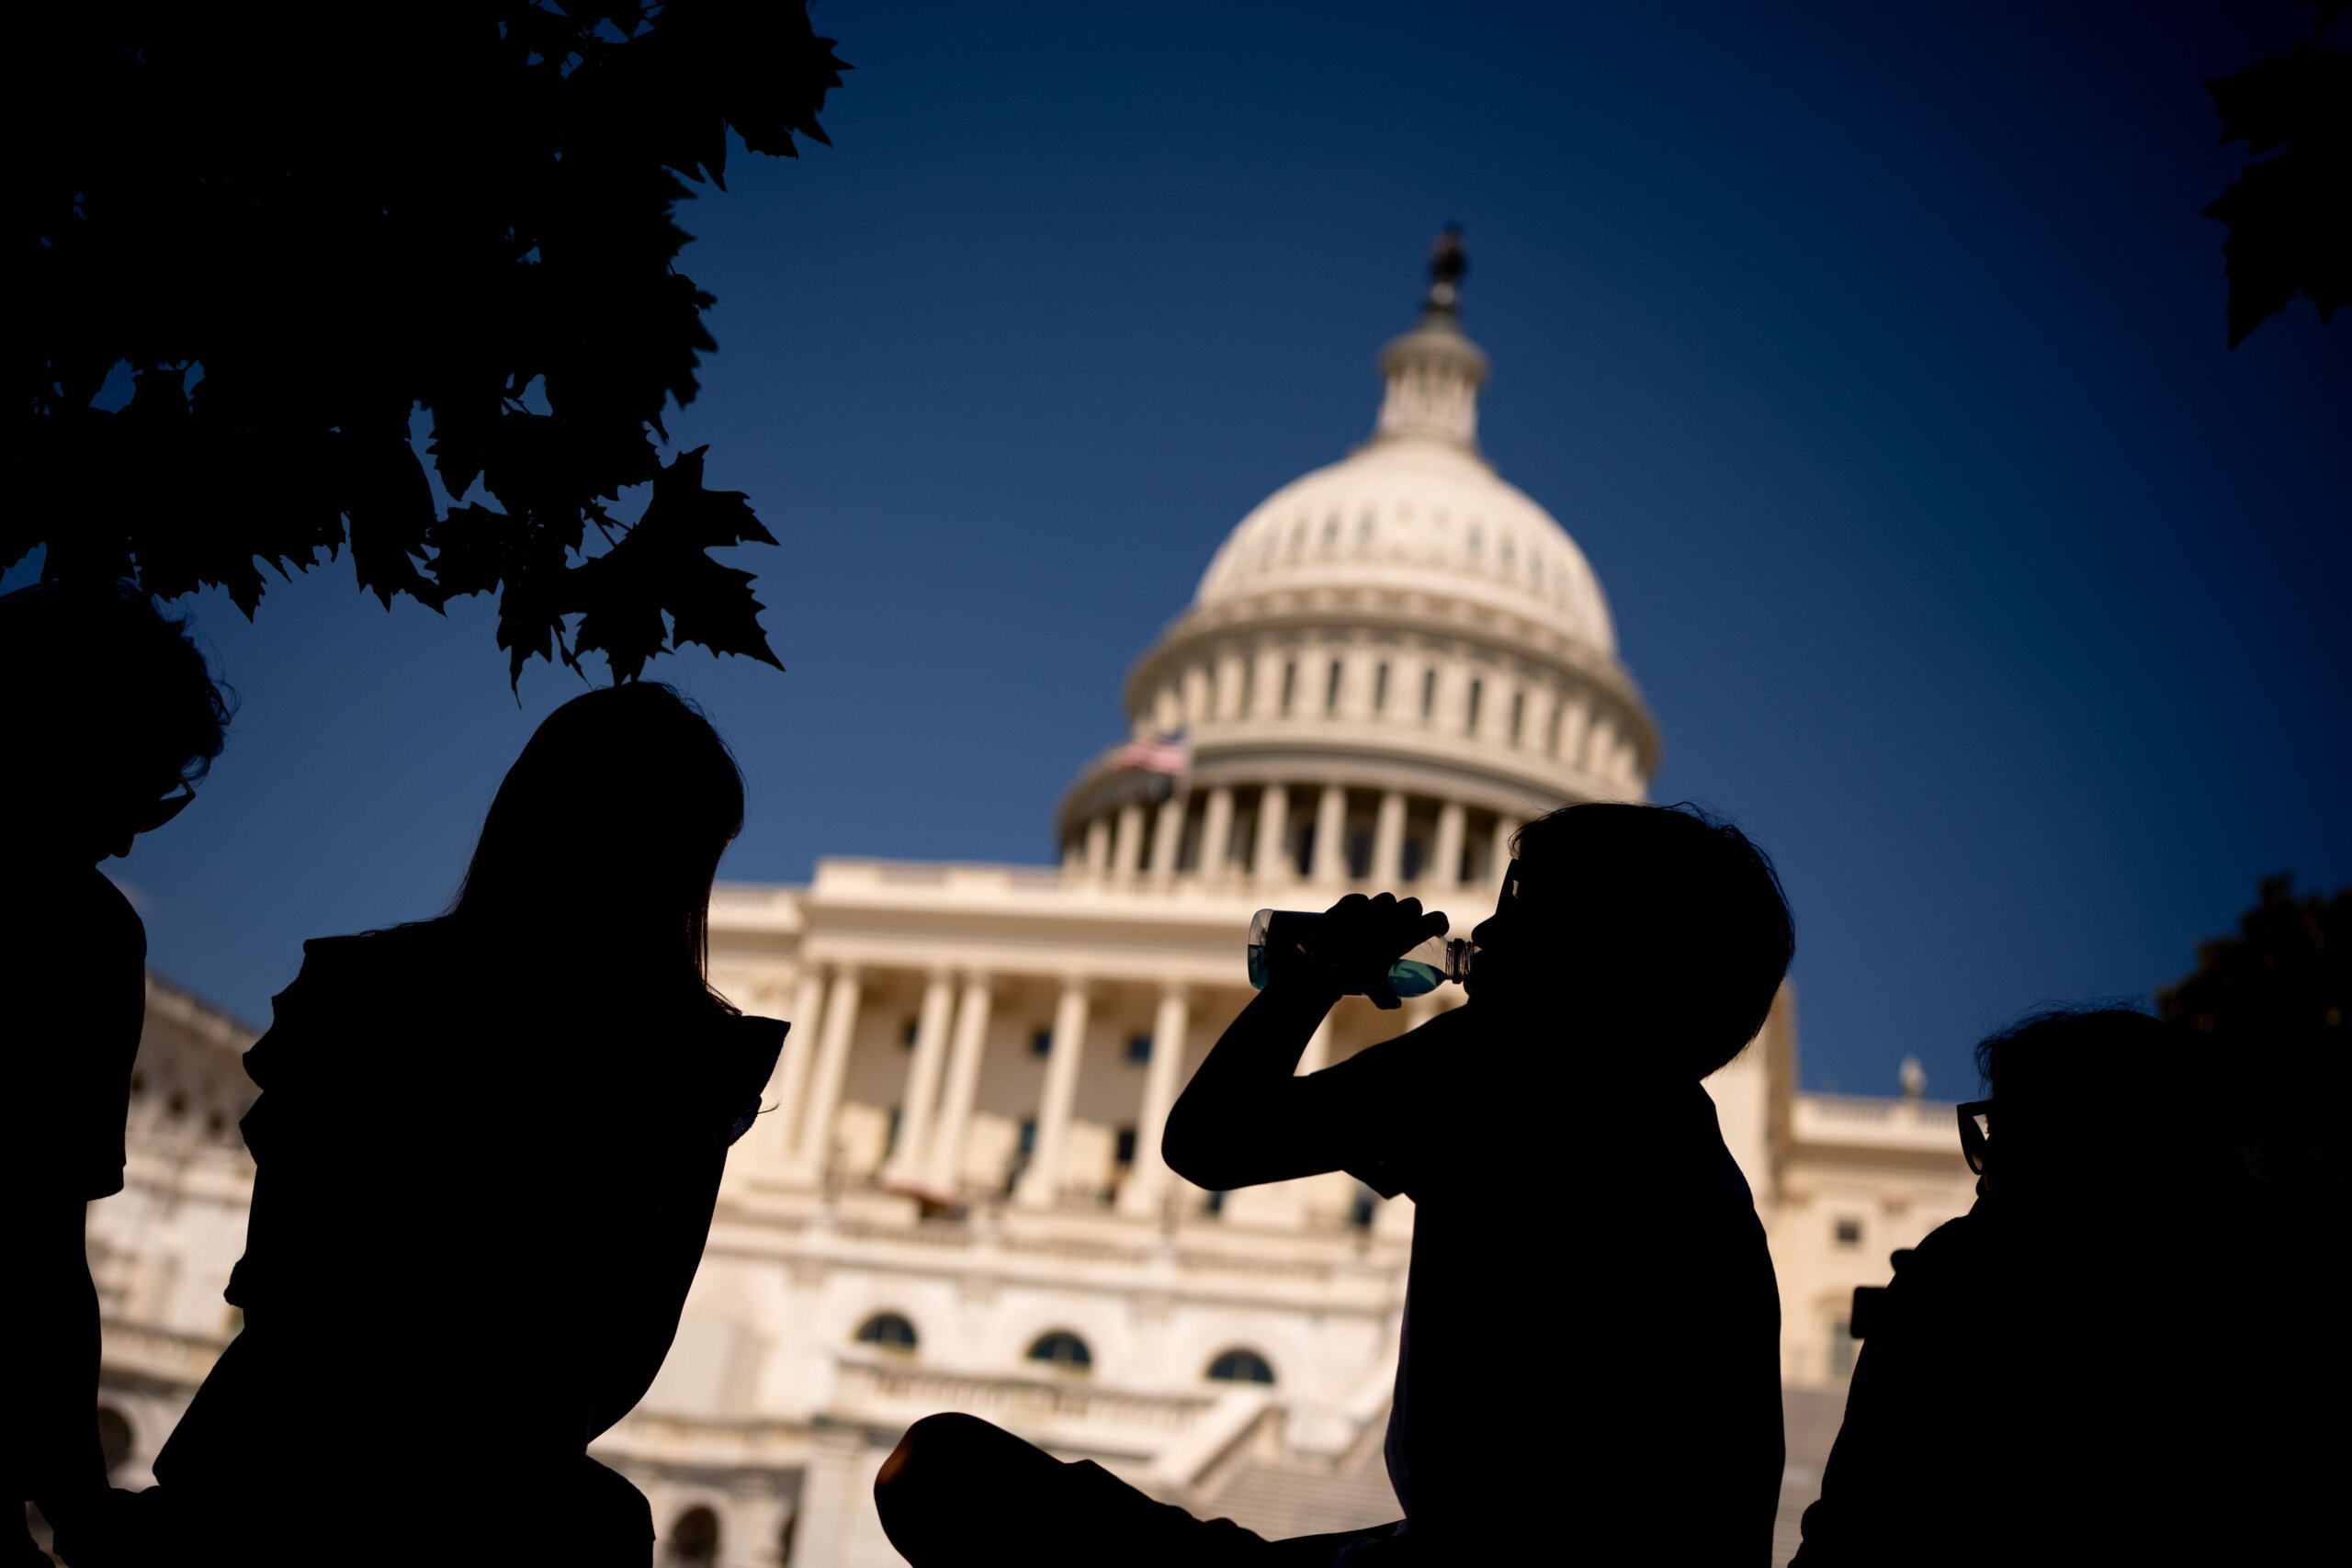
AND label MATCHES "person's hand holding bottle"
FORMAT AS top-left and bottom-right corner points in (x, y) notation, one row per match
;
(1286, 893), (1452, 1010)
